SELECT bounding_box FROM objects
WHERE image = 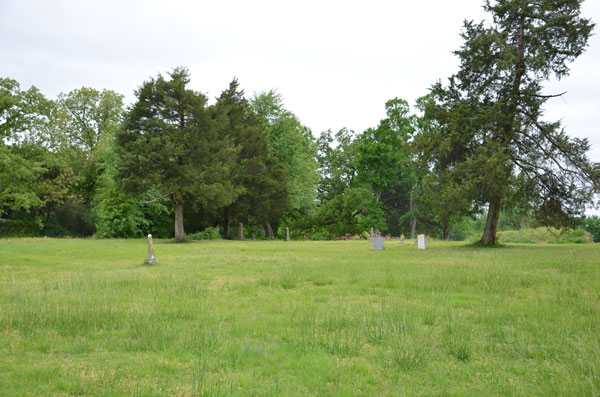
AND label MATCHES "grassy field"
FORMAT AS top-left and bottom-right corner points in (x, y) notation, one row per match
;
(0, 238), (599, 396)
